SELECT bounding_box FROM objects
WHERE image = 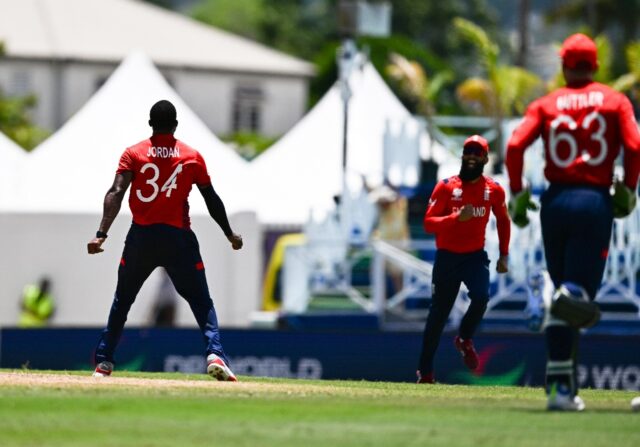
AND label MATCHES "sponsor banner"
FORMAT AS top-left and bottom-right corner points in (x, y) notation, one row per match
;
(0, 328), (638, 390)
